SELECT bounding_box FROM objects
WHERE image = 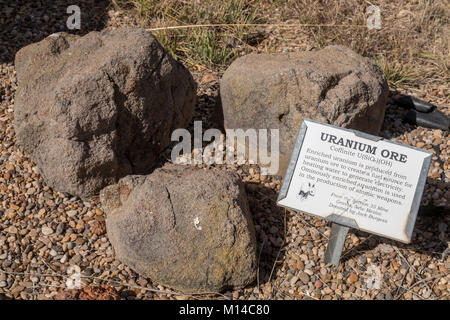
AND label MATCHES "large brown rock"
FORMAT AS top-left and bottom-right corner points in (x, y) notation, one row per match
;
(14, 28), (196, 199)
(100, 164), (257, 293)
(220, 45), (388, 176)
